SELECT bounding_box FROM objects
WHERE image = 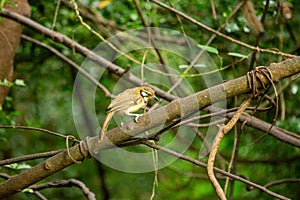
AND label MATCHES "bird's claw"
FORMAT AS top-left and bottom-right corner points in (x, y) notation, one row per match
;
(134, 115), (141, 123)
